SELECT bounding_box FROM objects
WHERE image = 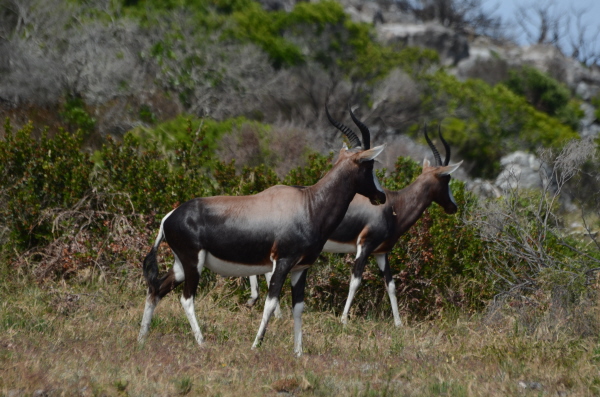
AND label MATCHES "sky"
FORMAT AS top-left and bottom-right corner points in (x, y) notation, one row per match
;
(484, 0), (600, 62)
